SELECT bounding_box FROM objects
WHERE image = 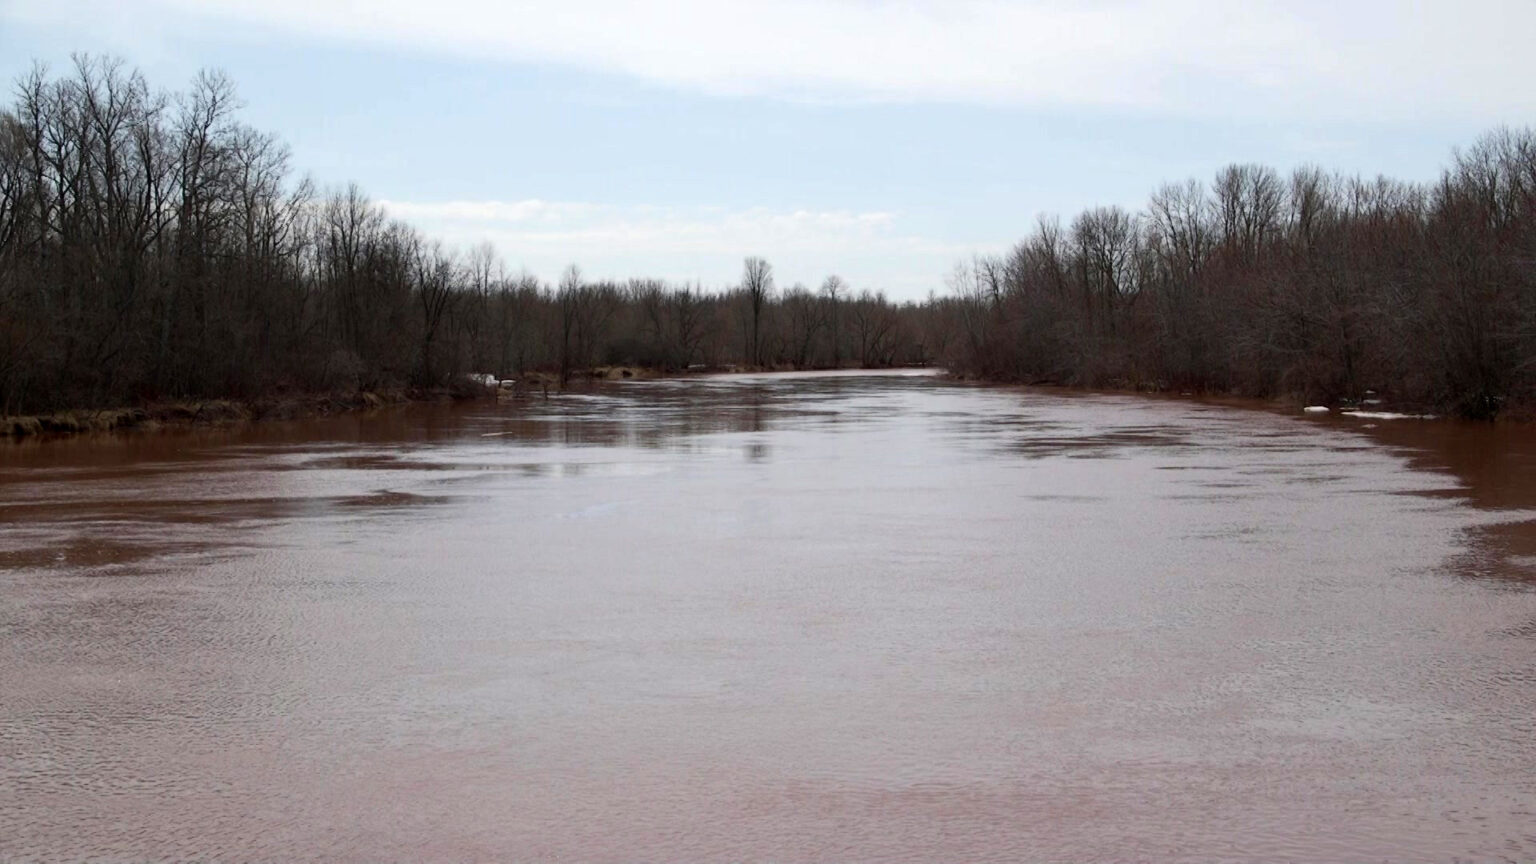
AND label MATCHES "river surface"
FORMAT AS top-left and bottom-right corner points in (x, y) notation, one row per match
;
(4, 370), (1536, 861)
